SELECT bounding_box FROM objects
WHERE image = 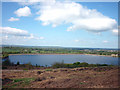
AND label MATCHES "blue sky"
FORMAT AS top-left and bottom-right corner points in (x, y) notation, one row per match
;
(1, 1), (118, 48)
